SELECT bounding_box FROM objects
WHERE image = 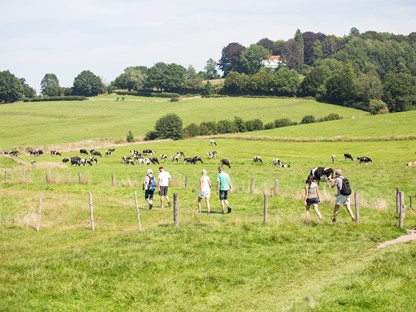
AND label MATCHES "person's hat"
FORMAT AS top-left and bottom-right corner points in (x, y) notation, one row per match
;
(335, 169), (342, 176)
